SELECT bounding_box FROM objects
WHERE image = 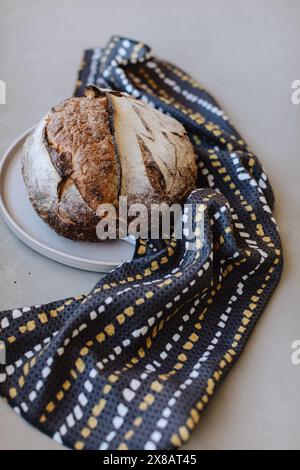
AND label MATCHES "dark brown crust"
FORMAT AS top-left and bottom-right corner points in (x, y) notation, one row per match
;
(105, 92), (122, 204)
(44, 96), (120, 212)
(31, 198), (101, 242)
(137, 135), (167, 197)
(23, 178), (101, 242)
